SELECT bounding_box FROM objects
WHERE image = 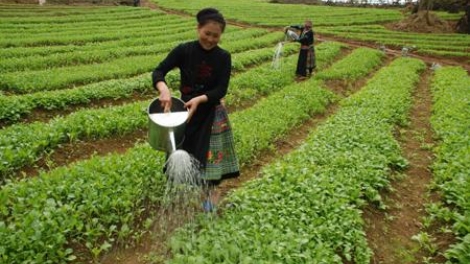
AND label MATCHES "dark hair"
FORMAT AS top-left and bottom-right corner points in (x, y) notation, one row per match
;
(196, 8), (226, 32)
